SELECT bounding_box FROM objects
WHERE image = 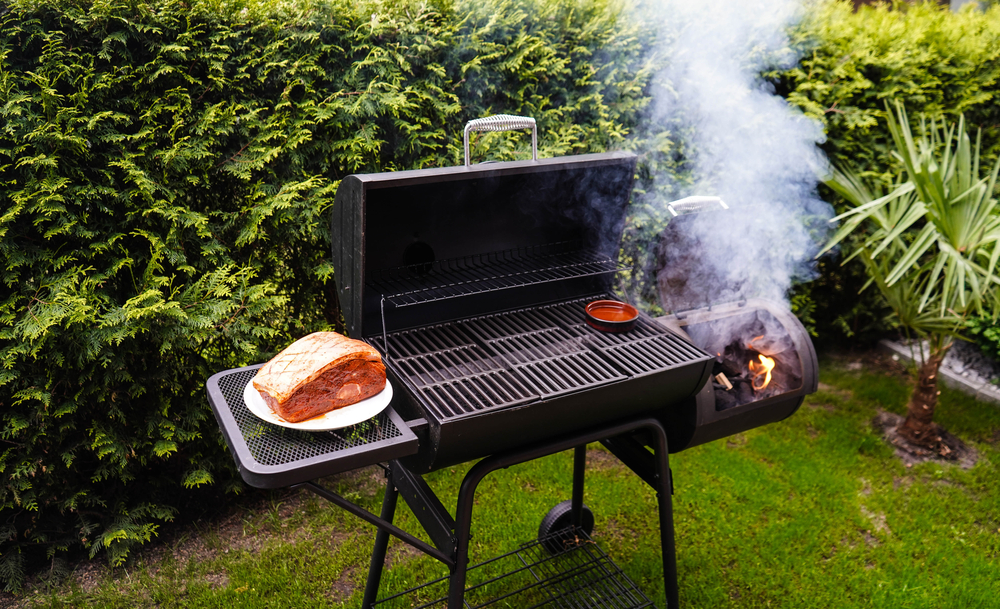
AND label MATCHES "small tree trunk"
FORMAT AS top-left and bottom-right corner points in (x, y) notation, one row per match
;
(896, 343), (950, 449)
